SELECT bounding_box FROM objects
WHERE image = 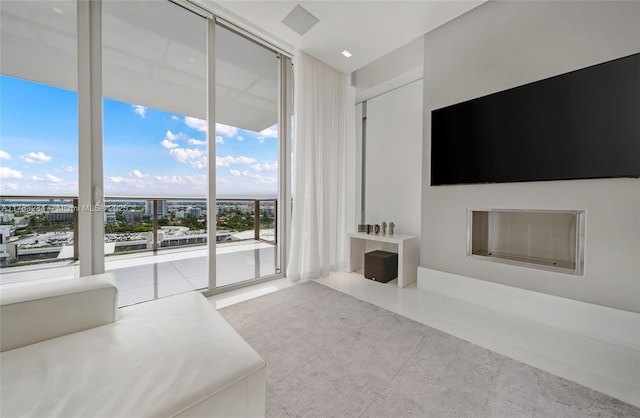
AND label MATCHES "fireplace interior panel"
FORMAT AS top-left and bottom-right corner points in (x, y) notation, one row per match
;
(469, 209), (584, 275)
